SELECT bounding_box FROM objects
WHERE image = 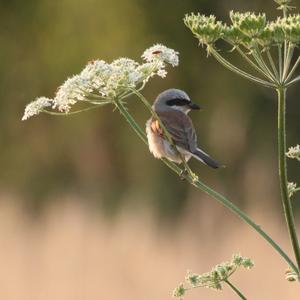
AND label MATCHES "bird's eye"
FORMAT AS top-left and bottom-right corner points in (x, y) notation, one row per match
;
(166, 98), (190, 106)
